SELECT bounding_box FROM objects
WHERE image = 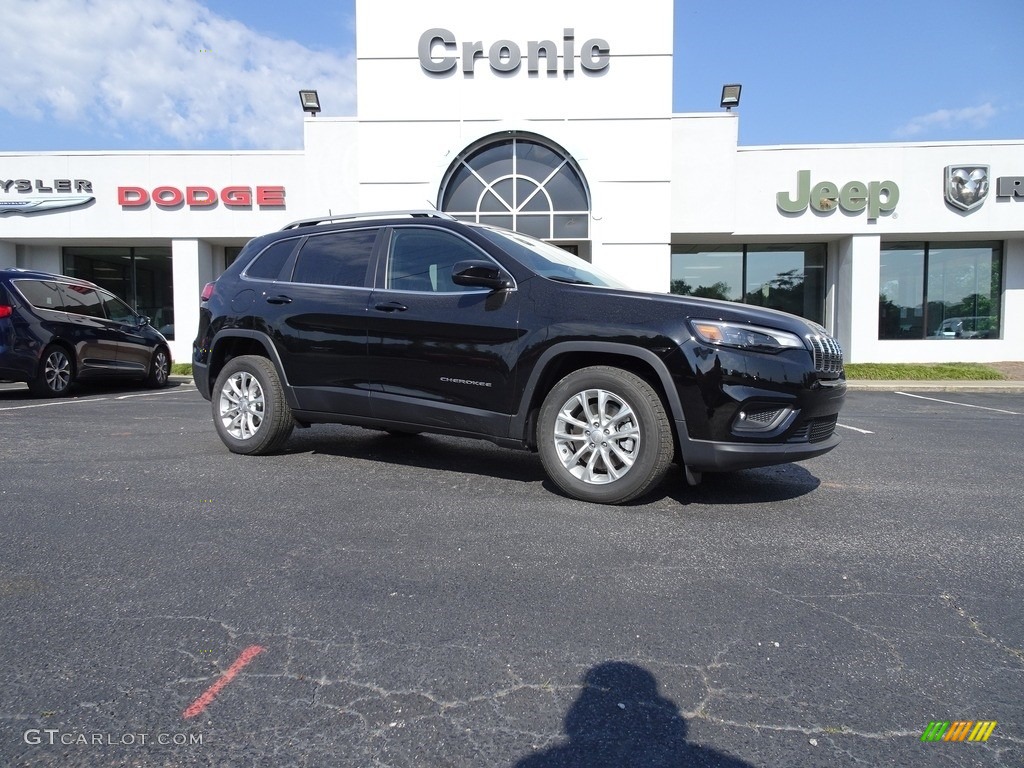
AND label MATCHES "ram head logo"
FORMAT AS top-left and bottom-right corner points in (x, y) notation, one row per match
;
(945, 165), (989, 212)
